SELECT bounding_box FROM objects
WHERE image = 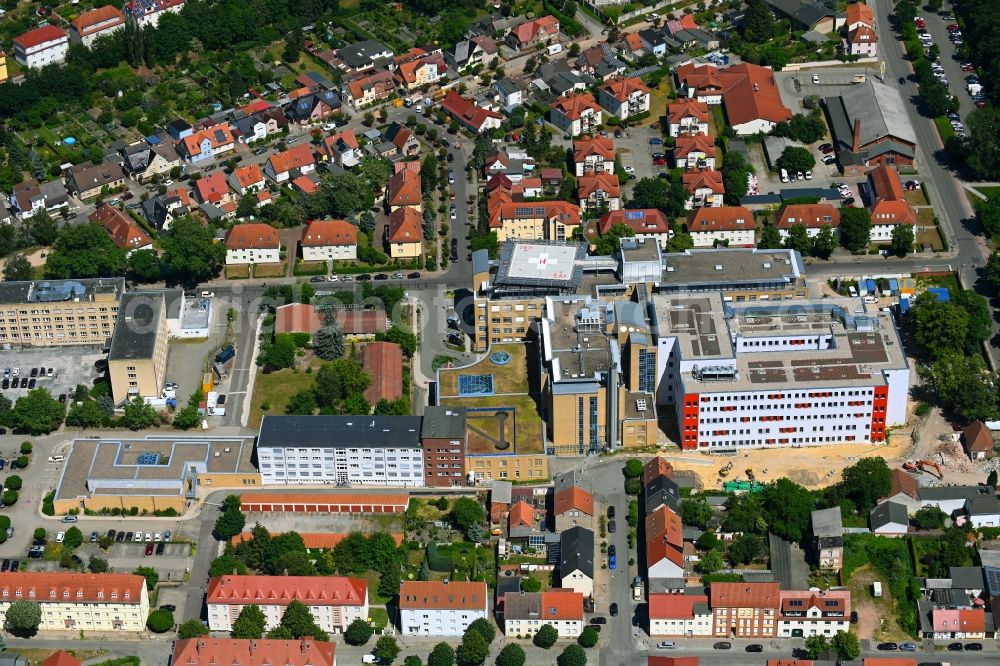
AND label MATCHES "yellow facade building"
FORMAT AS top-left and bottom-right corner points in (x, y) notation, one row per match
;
(108, 291), (169, 403)
(466, 453), (549, 482)
(0, 277), (124, 346)
(0, 572), (149, 632)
